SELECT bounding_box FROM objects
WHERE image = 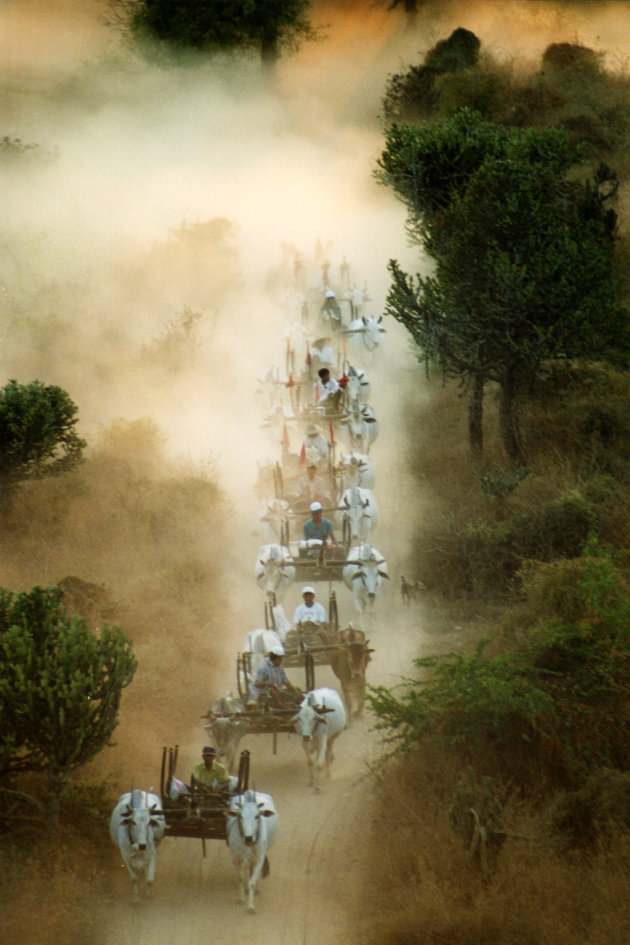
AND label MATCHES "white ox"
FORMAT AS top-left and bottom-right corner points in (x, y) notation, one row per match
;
(205, 691), (248, 772)
(243, 627), (285, 676)
(256, 497), (290, 544)
(340, 401), (379, 454)
(344, 315), (385, 357)
(338, 486), (378, 544)
(226, 789), (278, 913)
(339, 451), (375, 490)
(255, 543), (296, 603)
(292, 687), (346, 791)
(109, 789), (166, 901)
(344, 364), (371, 403)
(342, 543), (389, 619)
